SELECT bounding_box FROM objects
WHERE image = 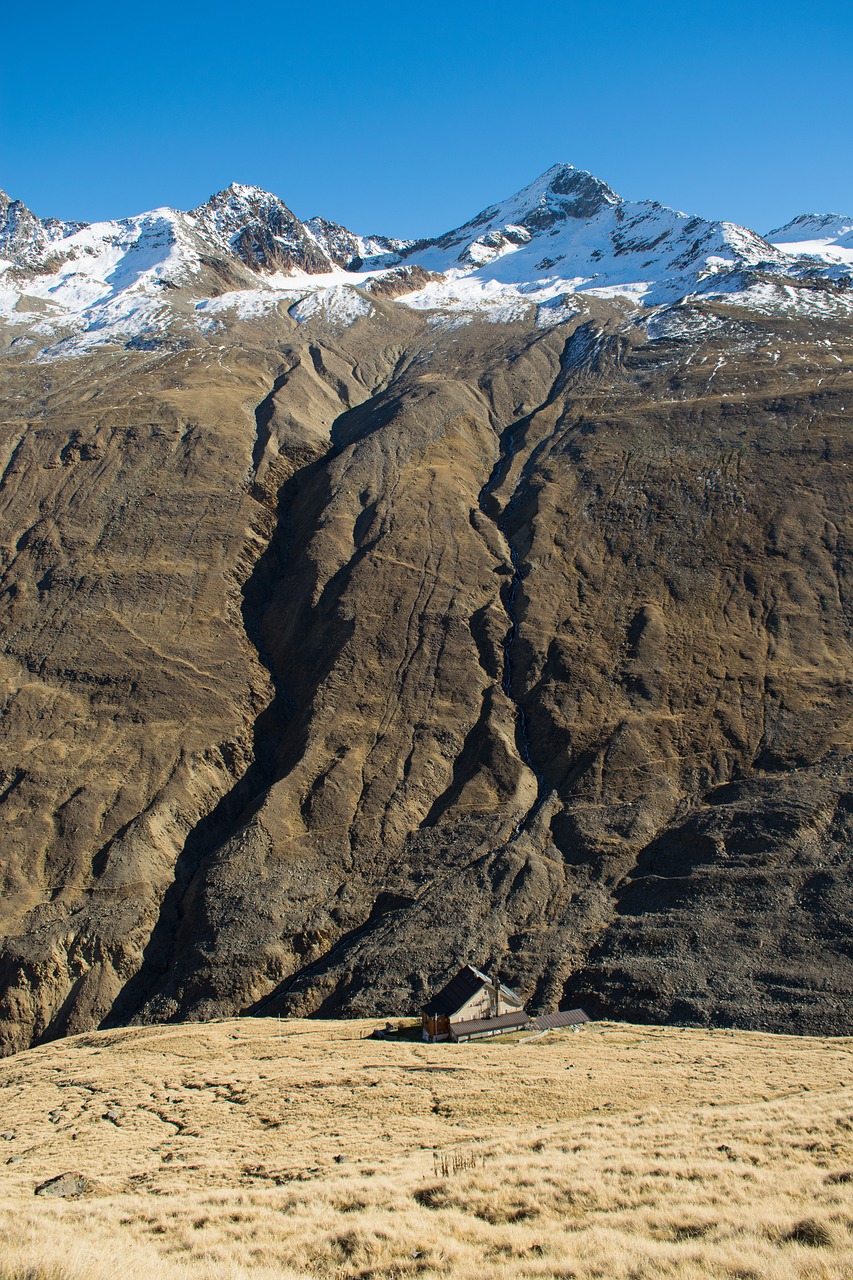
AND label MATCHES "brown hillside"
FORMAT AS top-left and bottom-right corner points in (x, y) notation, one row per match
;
(0, 289), (850, 1052)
